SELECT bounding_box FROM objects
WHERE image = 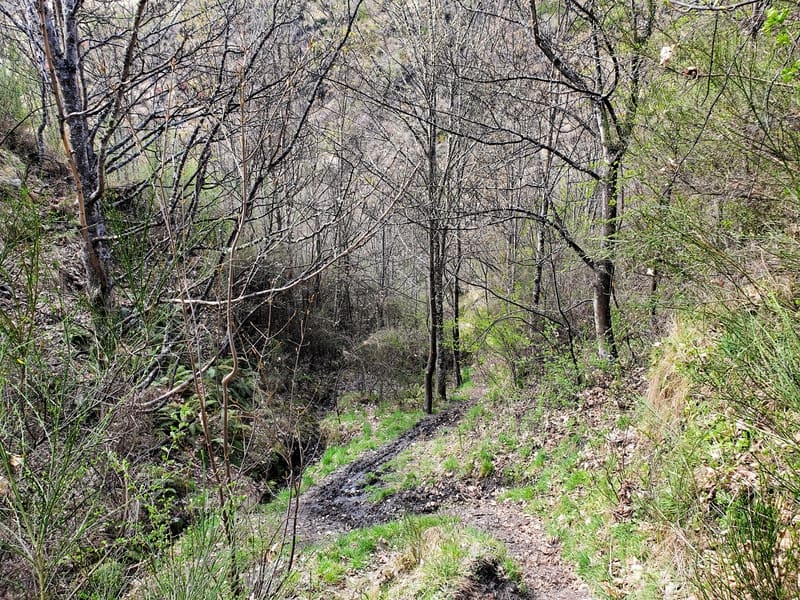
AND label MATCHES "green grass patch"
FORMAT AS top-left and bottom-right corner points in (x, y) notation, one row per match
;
(313, 406), (424, 483)
(498, 485), (537, 503)
(289, 515), (525, 599)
